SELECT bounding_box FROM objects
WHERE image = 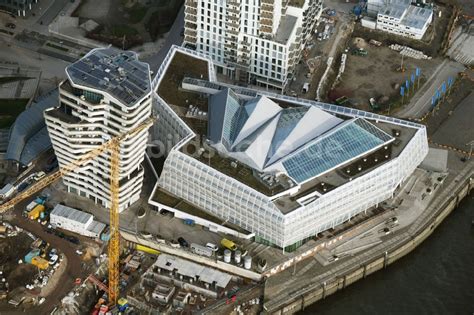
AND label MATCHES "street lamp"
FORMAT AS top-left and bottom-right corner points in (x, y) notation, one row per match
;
(466, 140), (474, 160)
